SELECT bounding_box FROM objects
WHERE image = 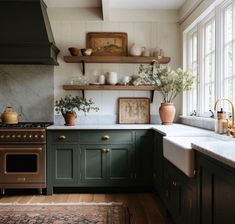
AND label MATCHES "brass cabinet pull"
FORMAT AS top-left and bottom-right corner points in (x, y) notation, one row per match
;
(58, 135), (66, 140)
(101, 135), (110, 140)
